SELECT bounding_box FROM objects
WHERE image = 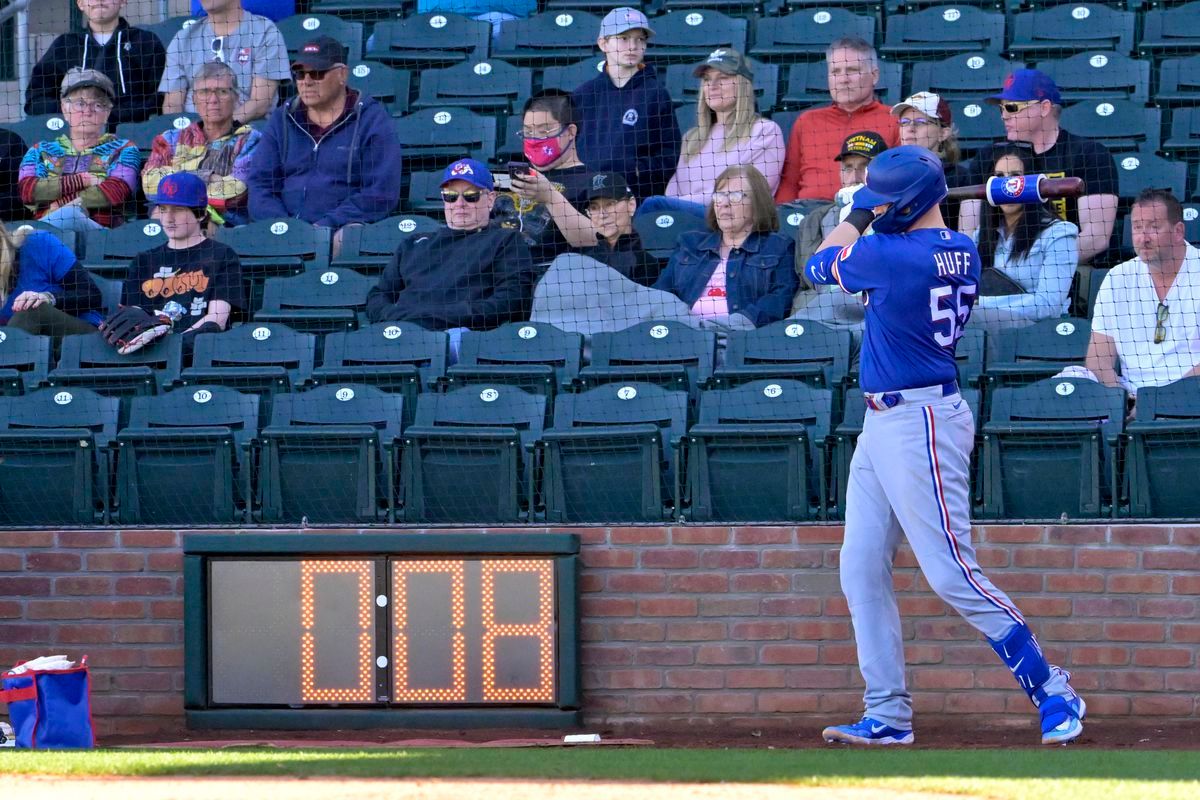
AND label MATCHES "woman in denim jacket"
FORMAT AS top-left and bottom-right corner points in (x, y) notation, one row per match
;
(654, 165), (798, 327)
